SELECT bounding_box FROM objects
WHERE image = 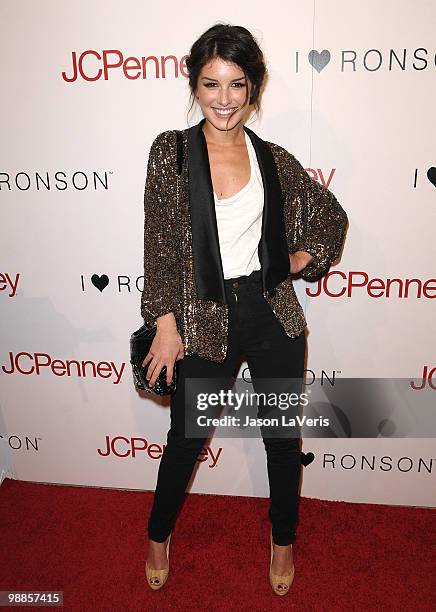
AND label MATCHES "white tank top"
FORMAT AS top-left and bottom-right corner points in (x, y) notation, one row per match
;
(213, 130), (264, 279)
